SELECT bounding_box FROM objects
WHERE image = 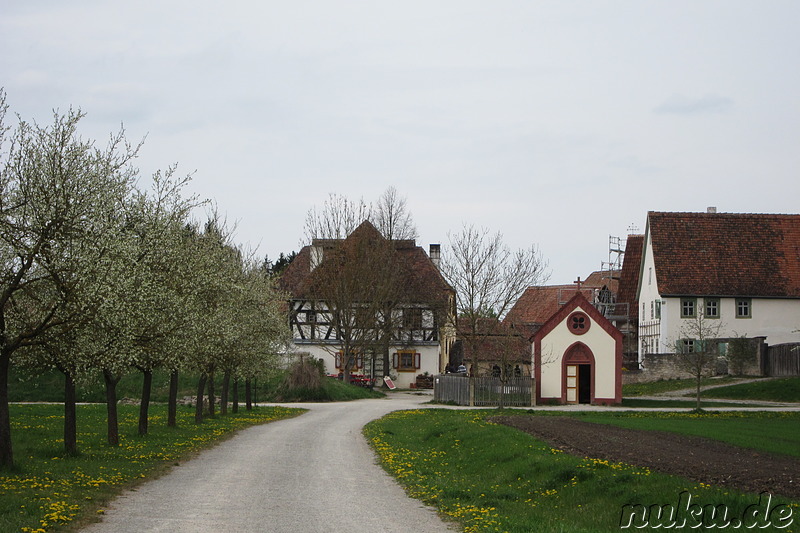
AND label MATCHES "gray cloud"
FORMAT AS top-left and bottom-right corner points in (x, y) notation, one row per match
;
(654, 94), (735, 115)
